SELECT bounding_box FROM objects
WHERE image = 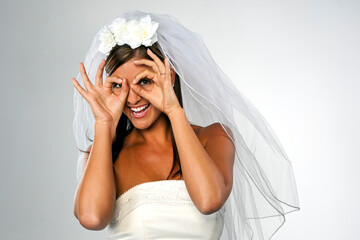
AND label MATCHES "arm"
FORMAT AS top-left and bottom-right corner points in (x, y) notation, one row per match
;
(73, 124), (116, 230)
(168, 108), (235, 215)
